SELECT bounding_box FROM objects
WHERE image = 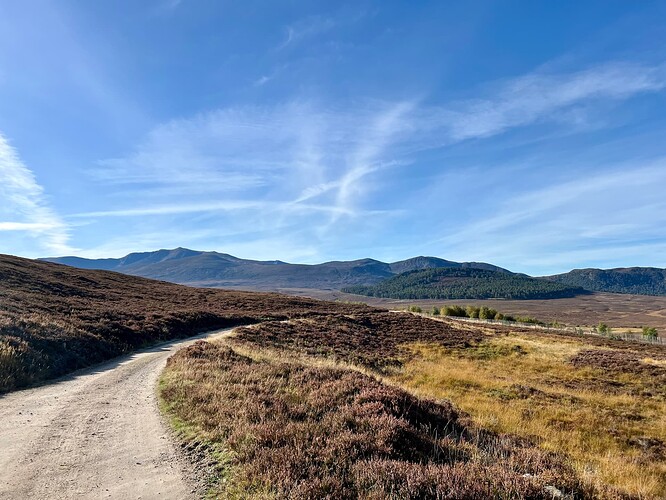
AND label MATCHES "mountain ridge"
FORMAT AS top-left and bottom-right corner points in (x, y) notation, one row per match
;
(42, 249), (666, 296)
(545, 267), (666, 296)
(41, 248), (510, 290)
